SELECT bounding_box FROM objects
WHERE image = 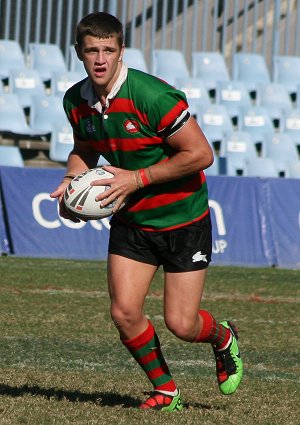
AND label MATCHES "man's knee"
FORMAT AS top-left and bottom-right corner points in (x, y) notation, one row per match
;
(165, 315), (199, 342)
